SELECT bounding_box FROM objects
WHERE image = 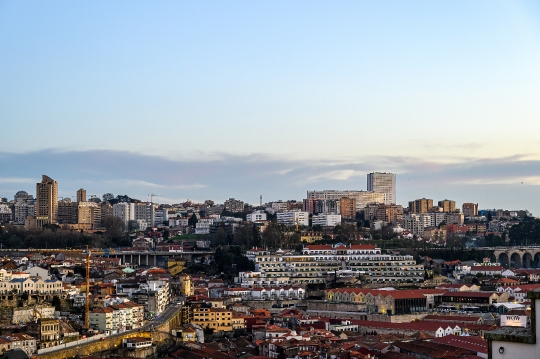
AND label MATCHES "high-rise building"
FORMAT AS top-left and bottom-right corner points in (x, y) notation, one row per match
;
(339, 197), (356, 219)
(408, 198), (433, 214)
(35, 175), (58, 228)
(462, 203), (479, 217)
(14, 191), (35, 225)
(367, 172), (396, 205)
(113, 202), (135, 227)
(76, 188), (87, 203)
(438, 199), (456, 213)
